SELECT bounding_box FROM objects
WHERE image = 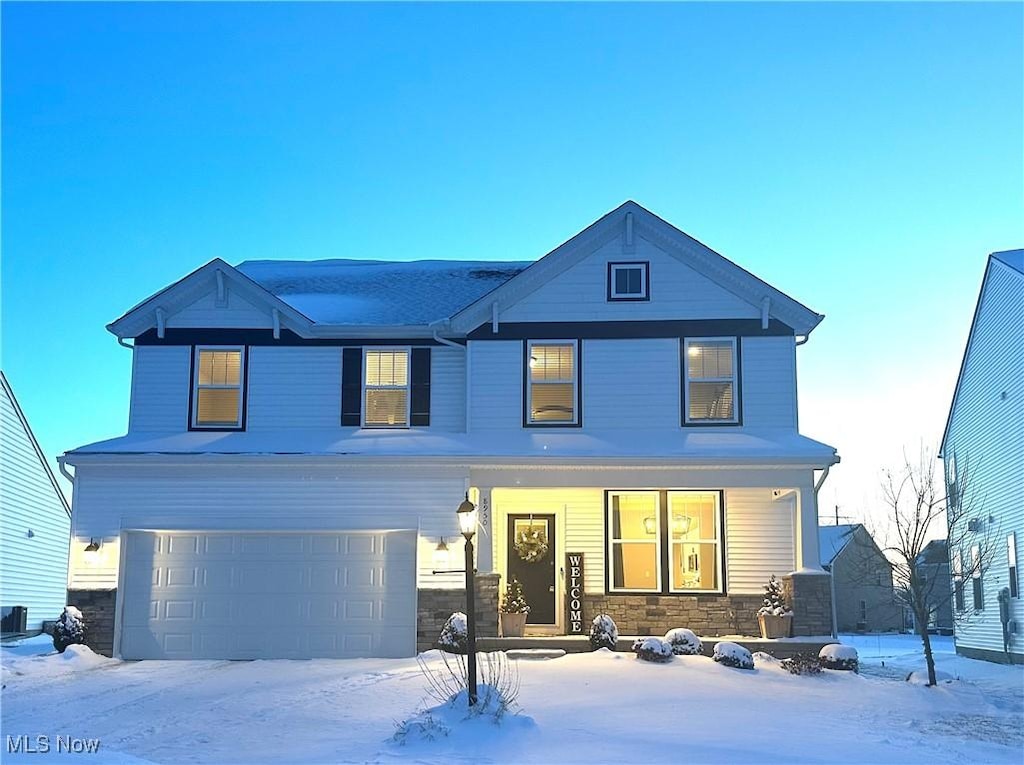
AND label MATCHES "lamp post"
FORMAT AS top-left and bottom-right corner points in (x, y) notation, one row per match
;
(457, 494), (479, 706)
